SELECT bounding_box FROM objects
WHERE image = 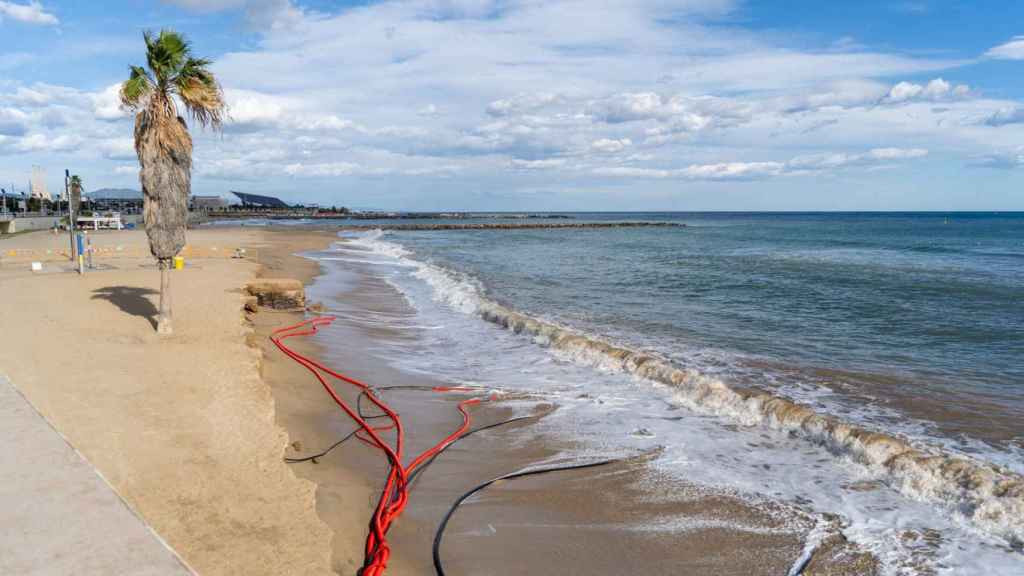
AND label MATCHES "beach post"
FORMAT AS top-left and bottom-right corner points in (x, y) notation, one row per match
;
(66, 170), (76, 262)
(76, 233), (84, 274)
